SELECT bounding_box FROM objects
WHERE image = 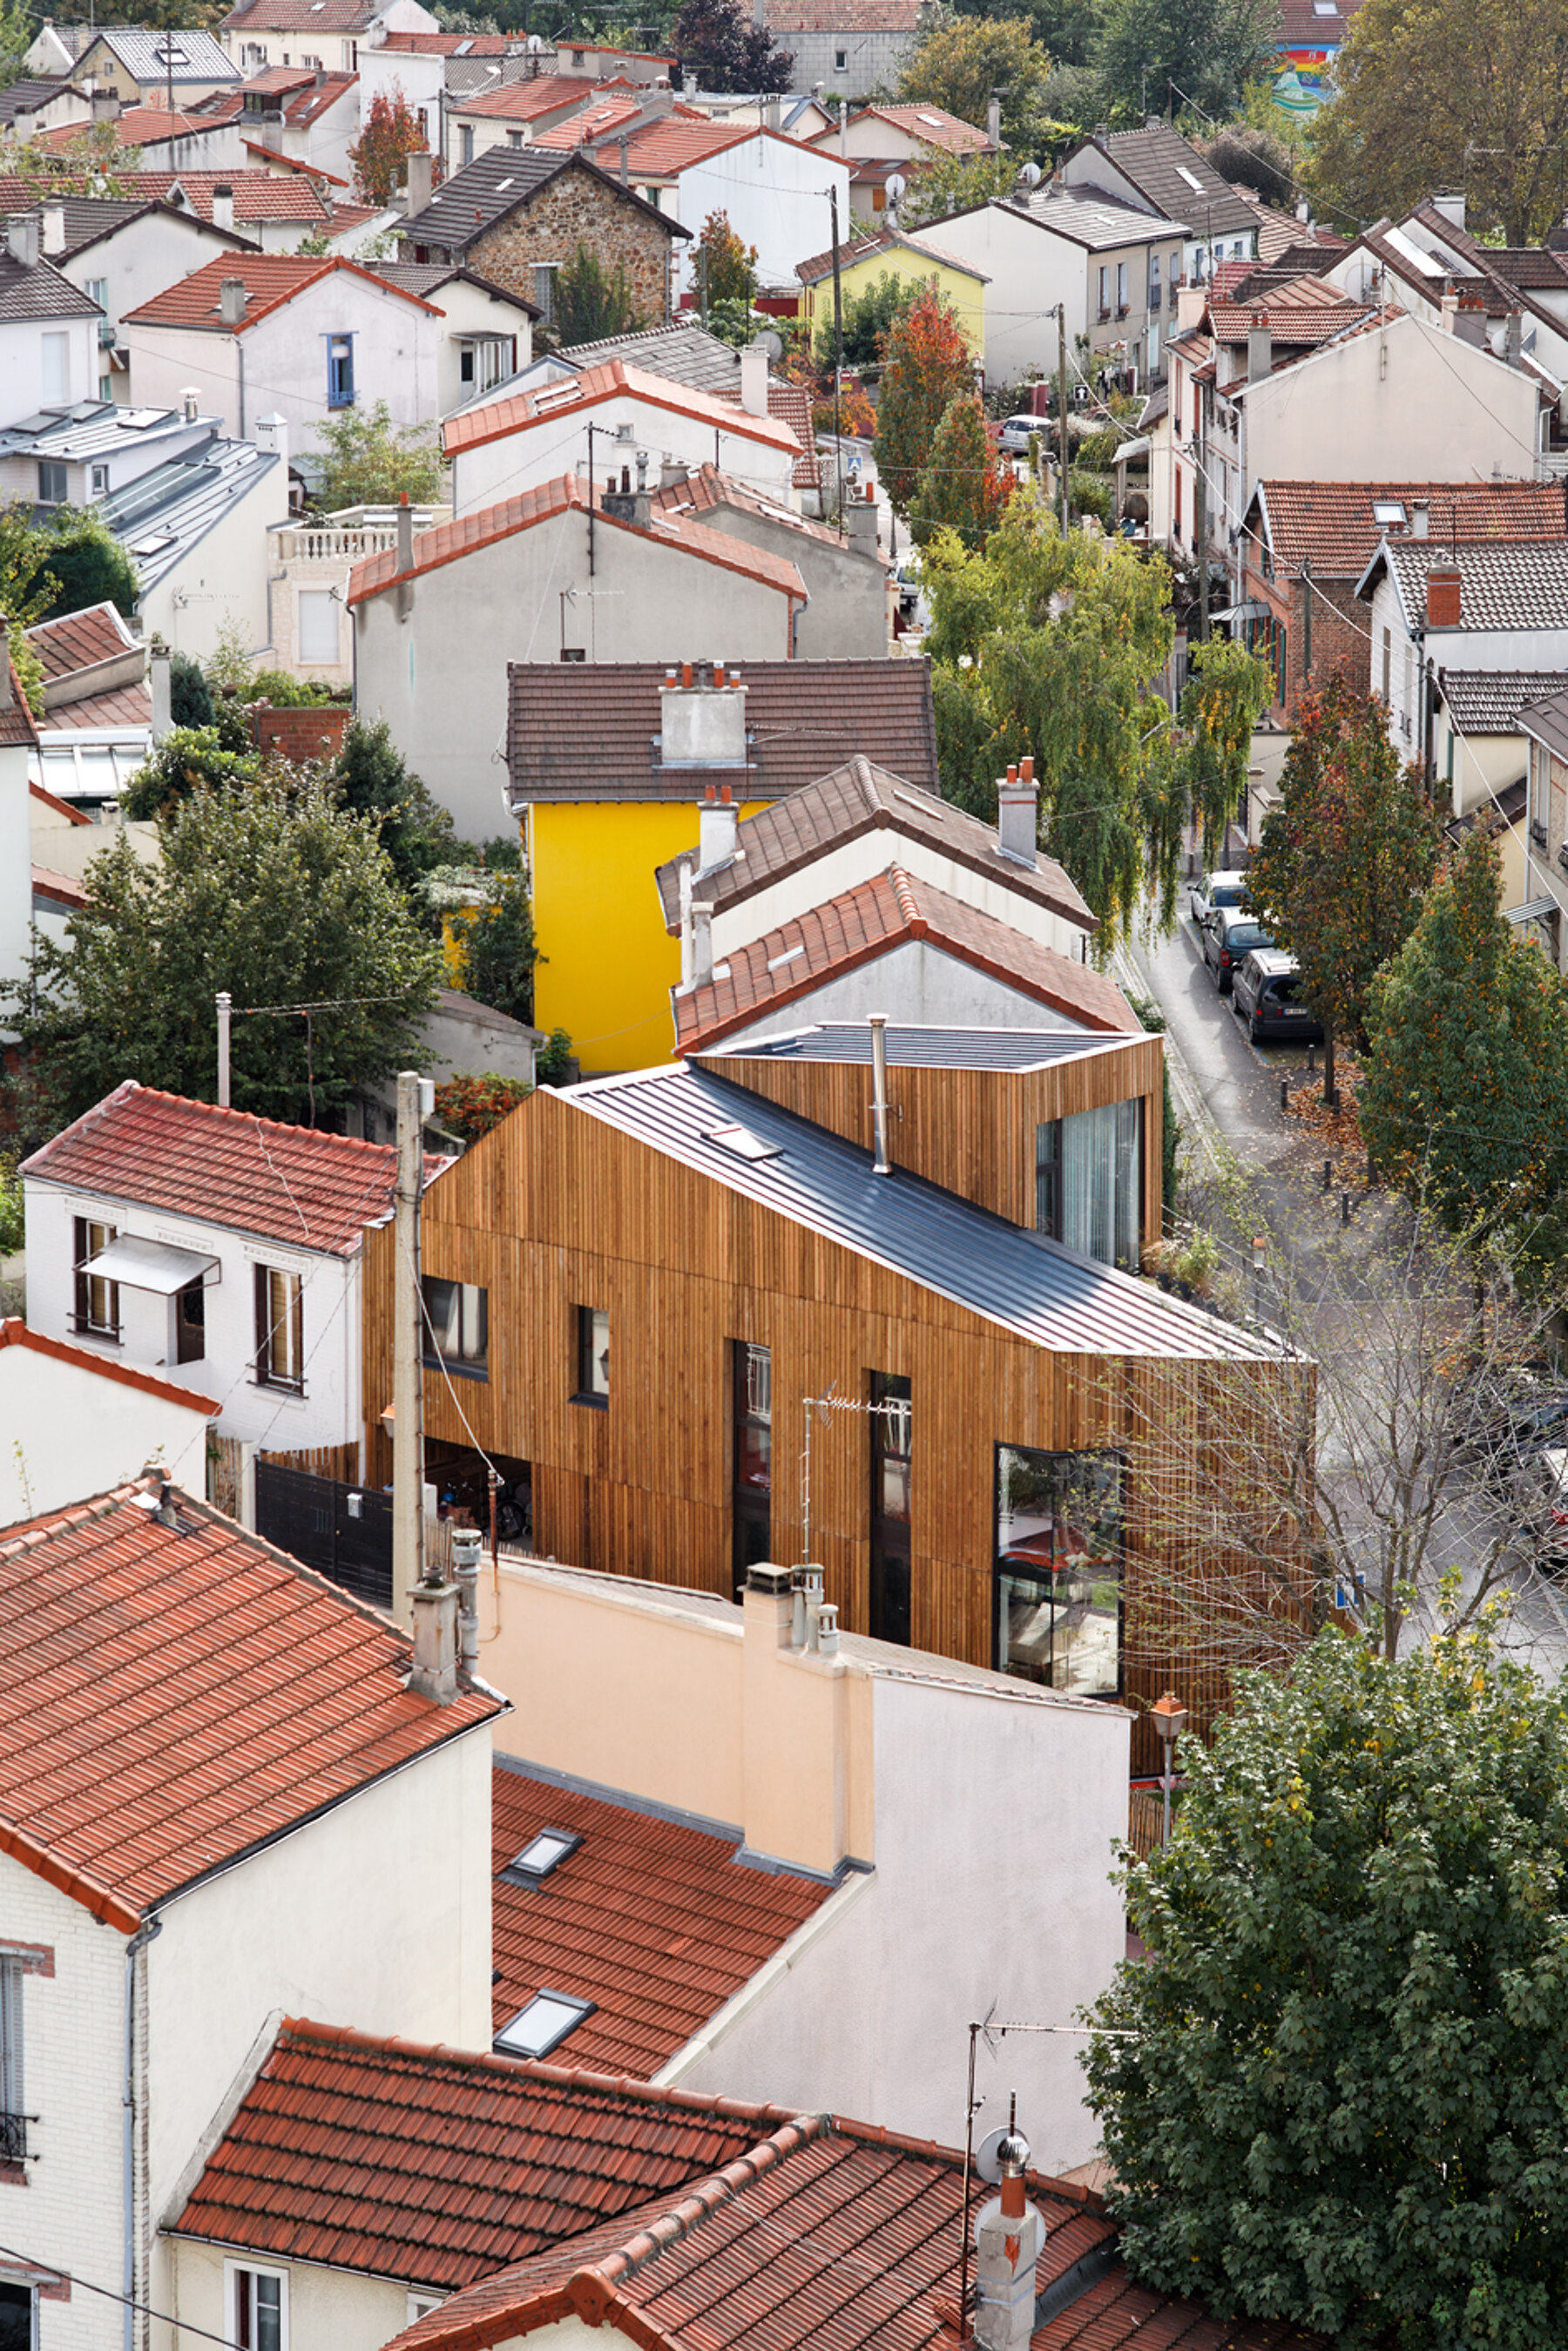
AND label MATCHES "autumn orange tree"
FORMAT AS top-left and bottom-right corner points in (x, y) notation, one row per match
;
(871, 287), (976, 518)
(349, 88), (436, 208)
(911, 392), (1012, 549)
